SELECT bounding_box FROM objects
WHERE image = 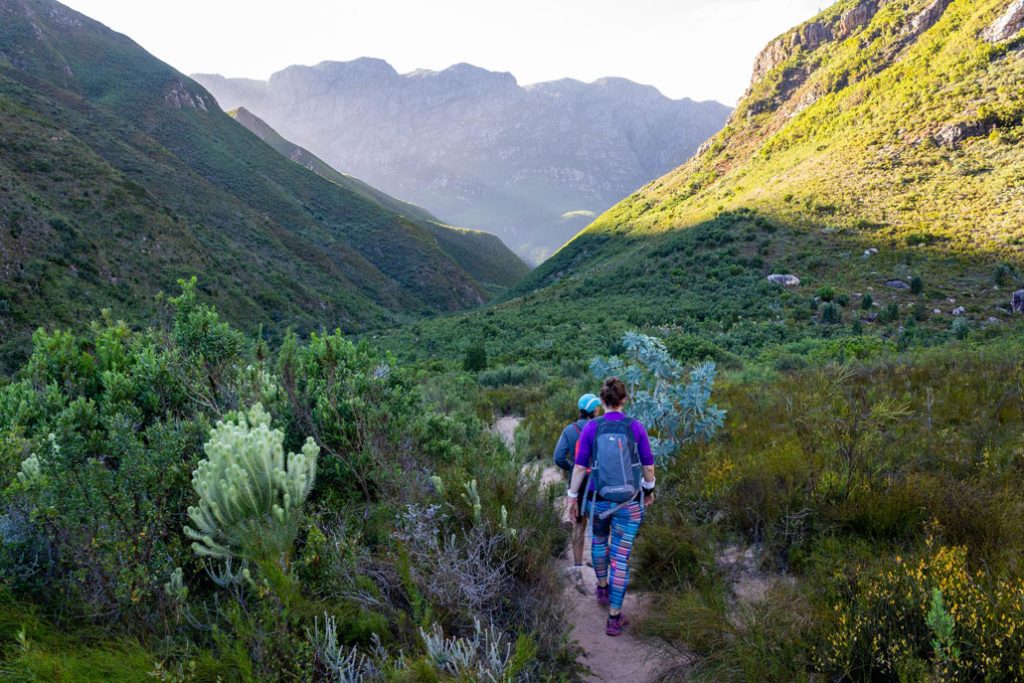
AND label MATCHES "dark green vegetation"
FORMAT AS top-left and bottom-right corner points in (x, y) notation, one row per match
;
(473, 332), (1024, 681)
(228, 107), (529, 295)
(3, 0), (1024, 679)
(385, 0), (1024, 368)
(0, 0), (525, 371)
(633, 340), (1024, 681)
(0, 283), (574, 681)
